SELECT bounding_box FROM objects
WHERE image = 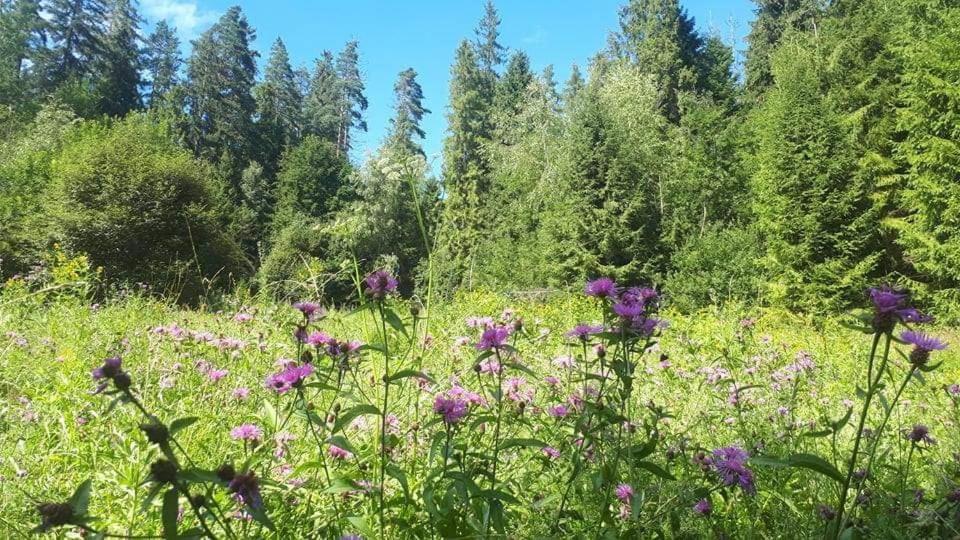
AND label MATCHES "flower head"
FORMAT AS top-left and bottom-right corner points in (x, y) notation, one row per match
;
(585, 278), (618, 299)
(542, 447), (561, 459)
(615, 483), (634, 503)
(904, 424), (936, 445)
(901, 330), (947, 368)
(228, 471), (263, 509)
(230, 424), (263, 443)
(328, 445), (353, 460)
(693, 498), (712, 517)
(476, 325), (511, 351)
(711, 446), (755, 495)
(868, 286), (928, 332)
(433, 394), (469, 425)
(265, 363), (315, 393)
(364, 269), (398, 300)
(566, 324), (604, 341)
(293, 301), (326, 322)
